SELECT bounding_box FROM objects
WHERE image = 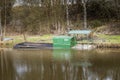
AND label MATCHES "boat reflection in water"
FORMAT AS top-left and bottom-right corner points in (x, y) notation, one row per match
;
(0, 49), (120, 80)
(53, 49), (73, 61)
